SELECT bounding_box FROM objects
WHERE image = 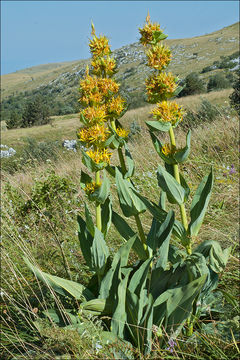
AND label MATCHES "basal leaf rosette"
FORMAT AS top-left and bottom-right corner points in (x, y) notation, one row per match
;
(145, 73), (178, 103)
